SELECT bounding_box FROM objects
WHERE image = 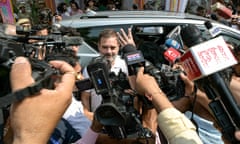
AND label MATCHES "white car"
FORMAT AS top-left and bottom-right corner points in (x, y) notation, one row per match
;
(60, 10), (240, 68)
